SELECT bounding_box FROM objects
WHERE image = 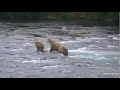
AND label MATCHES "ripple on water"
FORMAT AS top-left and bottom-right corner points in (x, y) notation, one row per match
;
(10, 48), (24, 52)
(68, 47), (119, 60)
(108, 45), (116, 48)
(69, 54), (108, 60)
(107, 34), (120, 40)
(0, 67), (15, 73)
(22, 60), (40, 64)
(13, 60), (22, 62)
(22, 43), (34, 47)
(41, 65), (61, 69)
(41, 64), (69, 69)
